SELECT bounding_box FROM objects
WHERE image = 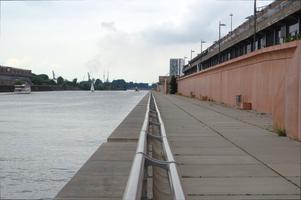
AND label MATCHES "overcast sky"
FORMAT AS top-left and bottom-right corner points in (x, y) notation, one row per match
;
(0, 0), (273, 83)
